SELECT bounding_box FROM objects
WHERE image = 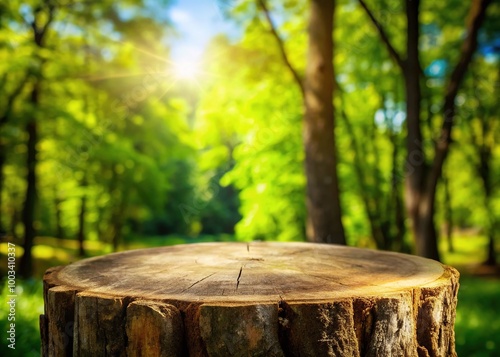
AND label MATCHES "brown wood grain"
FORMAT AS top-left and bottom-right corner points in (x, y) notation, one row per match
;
(41, 242), (459, 356)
